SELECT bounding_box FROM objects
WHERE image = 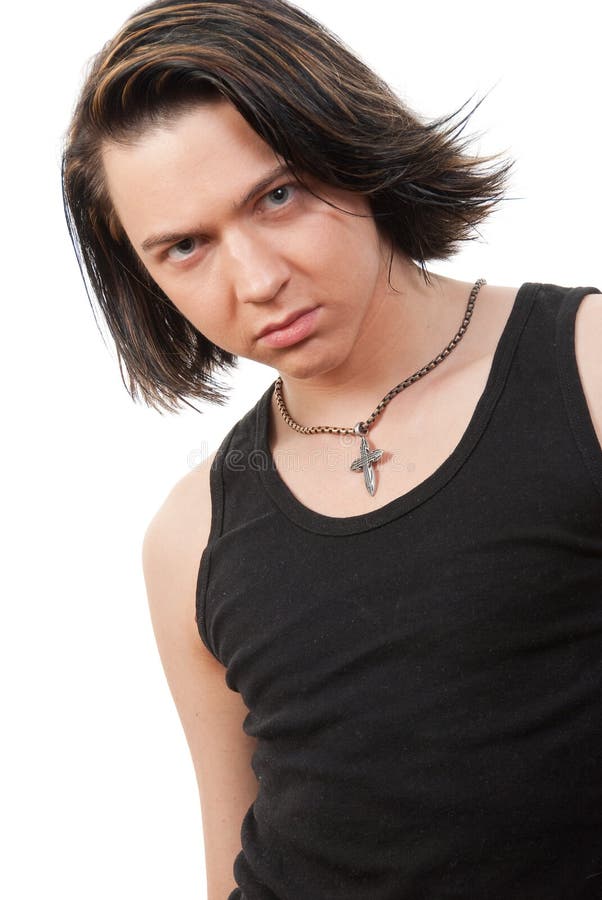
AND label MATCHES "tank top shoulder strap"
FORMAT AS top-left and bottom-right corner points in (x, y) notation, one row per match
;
(195, 384), (275, 658)
(554, 283), (602, 499)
